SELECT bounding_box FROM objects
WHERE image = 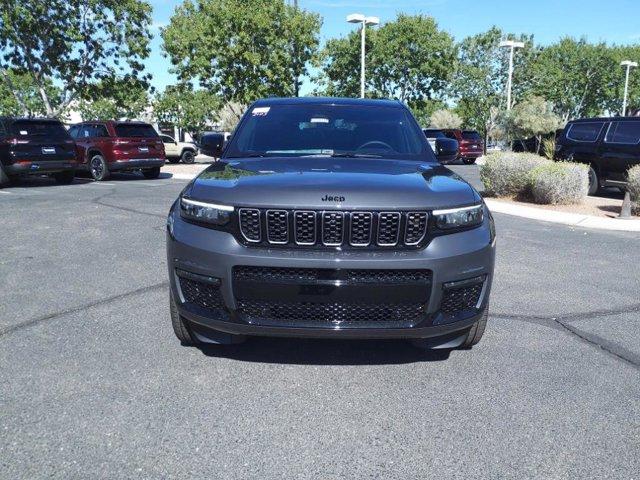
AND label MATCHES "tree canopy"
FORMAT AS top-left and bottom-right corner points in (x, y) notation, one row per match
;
(0, 0), (153, 117)
(162, 0), (321, 105)
(154, 85), (221, 136)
